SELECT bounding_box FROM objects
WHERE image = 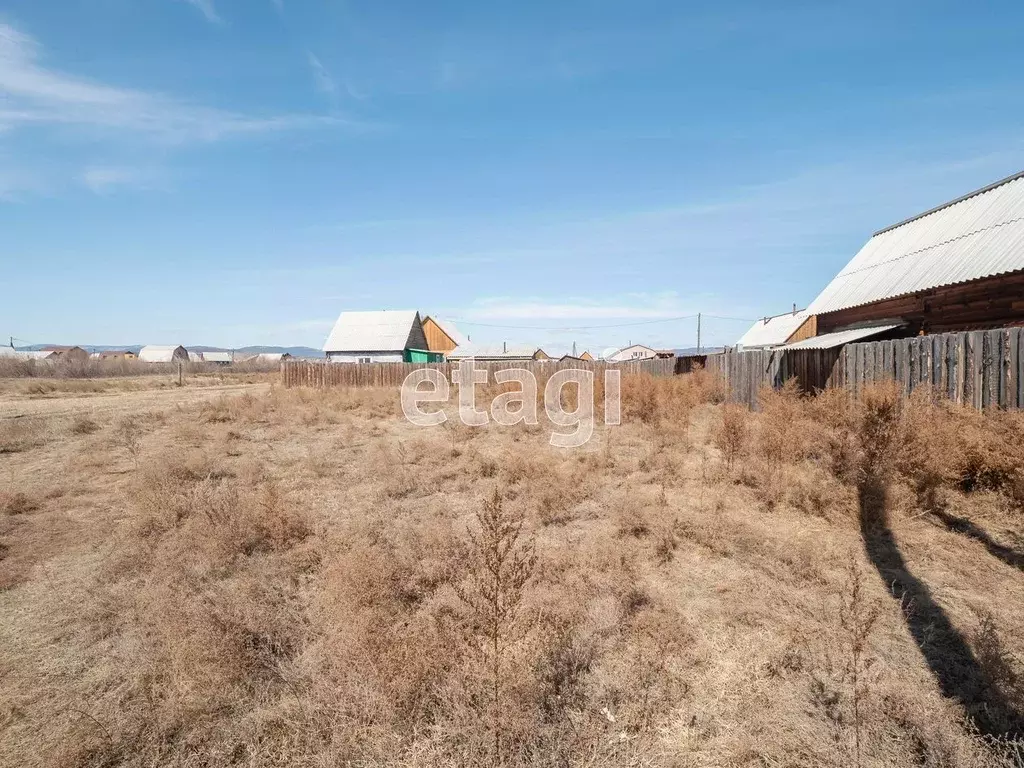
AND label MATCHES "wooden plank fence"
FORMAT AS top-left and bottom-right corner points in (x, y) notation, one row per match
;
(704, 327), (1024, 409)
(282, 327), (1024, 412)
(281, 357), (679, 389)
